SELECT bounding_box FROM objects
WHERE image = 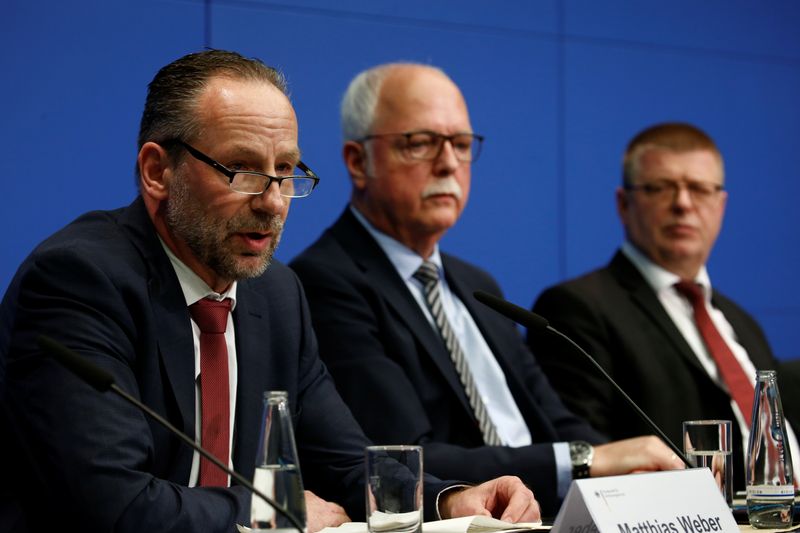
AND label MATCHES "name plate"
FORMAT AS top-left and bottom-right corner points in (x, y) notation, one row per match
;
(551, 469), (738, 533)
